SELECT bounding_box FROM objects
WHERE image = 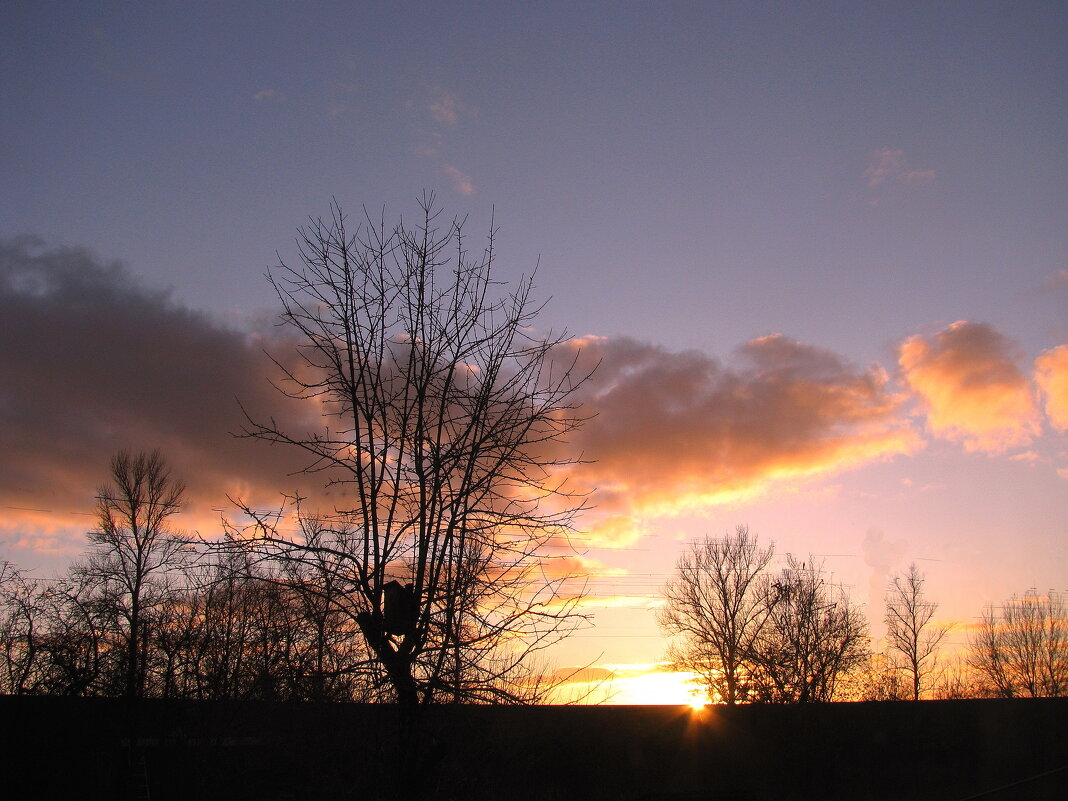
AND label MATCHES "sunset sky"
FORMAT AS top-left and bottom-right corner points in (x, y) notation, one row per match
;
(2, 2), (1067, 703)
